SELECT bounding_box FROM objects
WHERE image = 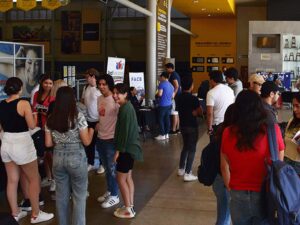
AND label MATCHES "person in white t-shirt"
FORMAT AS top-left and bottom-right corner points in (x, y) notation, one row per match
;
(206, 70), (235, 139)
(81, 68), (104, 174)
